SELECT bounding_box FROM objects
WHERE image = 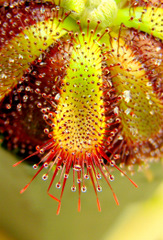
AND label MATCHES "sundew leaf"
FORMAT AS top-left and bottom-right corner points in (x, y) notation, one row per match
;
(0, 2), (77, 101)
(114, 7), (163, 40)
(0, 0), (163, 216)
